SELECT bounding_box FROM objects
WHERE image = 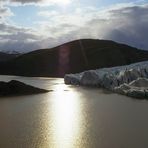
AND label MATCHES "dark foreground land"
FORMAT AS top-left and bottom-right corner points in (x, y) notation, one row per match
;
(0, 80), (48, 96)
